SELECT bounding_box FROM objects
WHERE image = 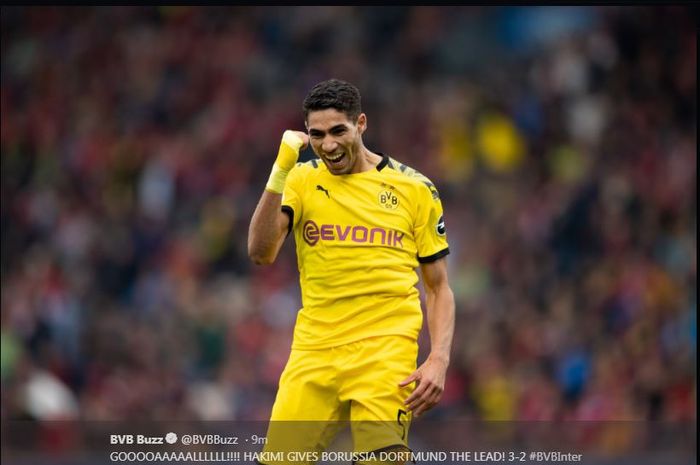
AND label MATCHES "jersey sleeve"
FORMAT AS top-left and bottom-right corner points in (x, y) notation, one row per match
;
(414, 182), (450, 263)
(281, 163), (305, 233)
